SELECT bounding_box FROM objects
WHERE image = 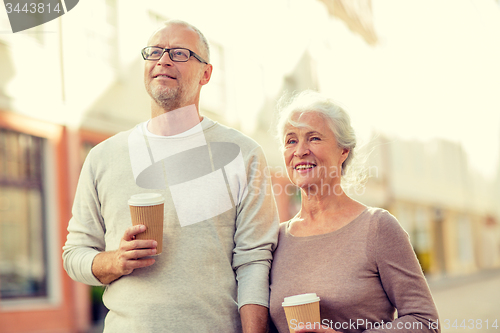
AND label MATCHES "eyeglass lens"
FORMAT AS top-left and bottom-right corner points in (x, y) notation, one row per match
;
(143, 47), (190, 61)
